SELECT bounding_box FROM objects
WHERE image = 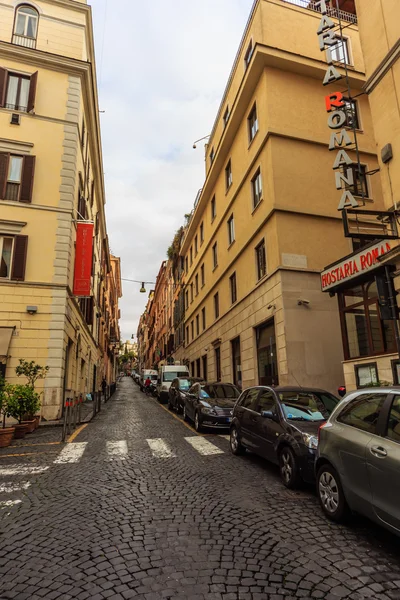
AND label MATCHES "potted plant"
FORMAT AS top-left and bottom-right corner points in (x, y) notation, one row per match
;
(0, 376), (15, 448)
(6, 384), (35, 438)
(15, 359), (49, 428)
